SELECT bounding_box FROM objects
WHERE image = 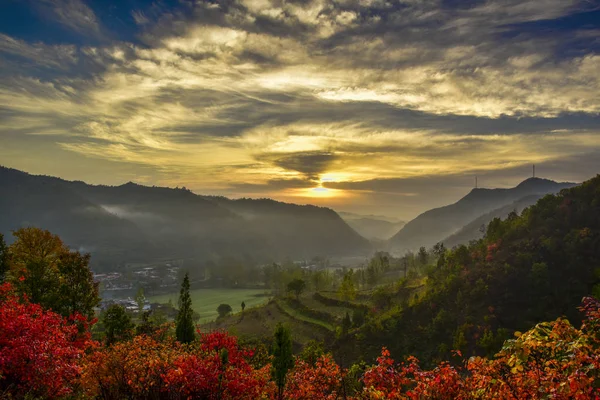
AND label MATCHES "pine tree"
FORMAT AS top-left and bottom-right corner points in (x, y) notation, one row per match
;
(175, 272), (195, 344)
(135, 286), (145, 312)
(342, 311), (352, 336)
(271, 323), (293, 400)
